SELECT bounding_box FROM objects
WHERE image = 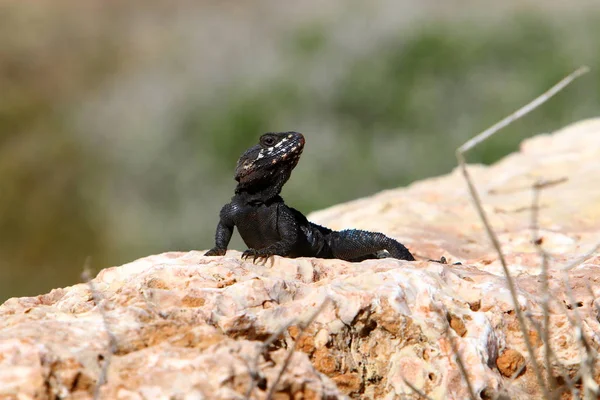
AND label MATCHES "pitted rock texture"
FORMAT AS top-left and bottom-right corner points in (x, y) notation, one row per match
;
(1, 119), (600, 399)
